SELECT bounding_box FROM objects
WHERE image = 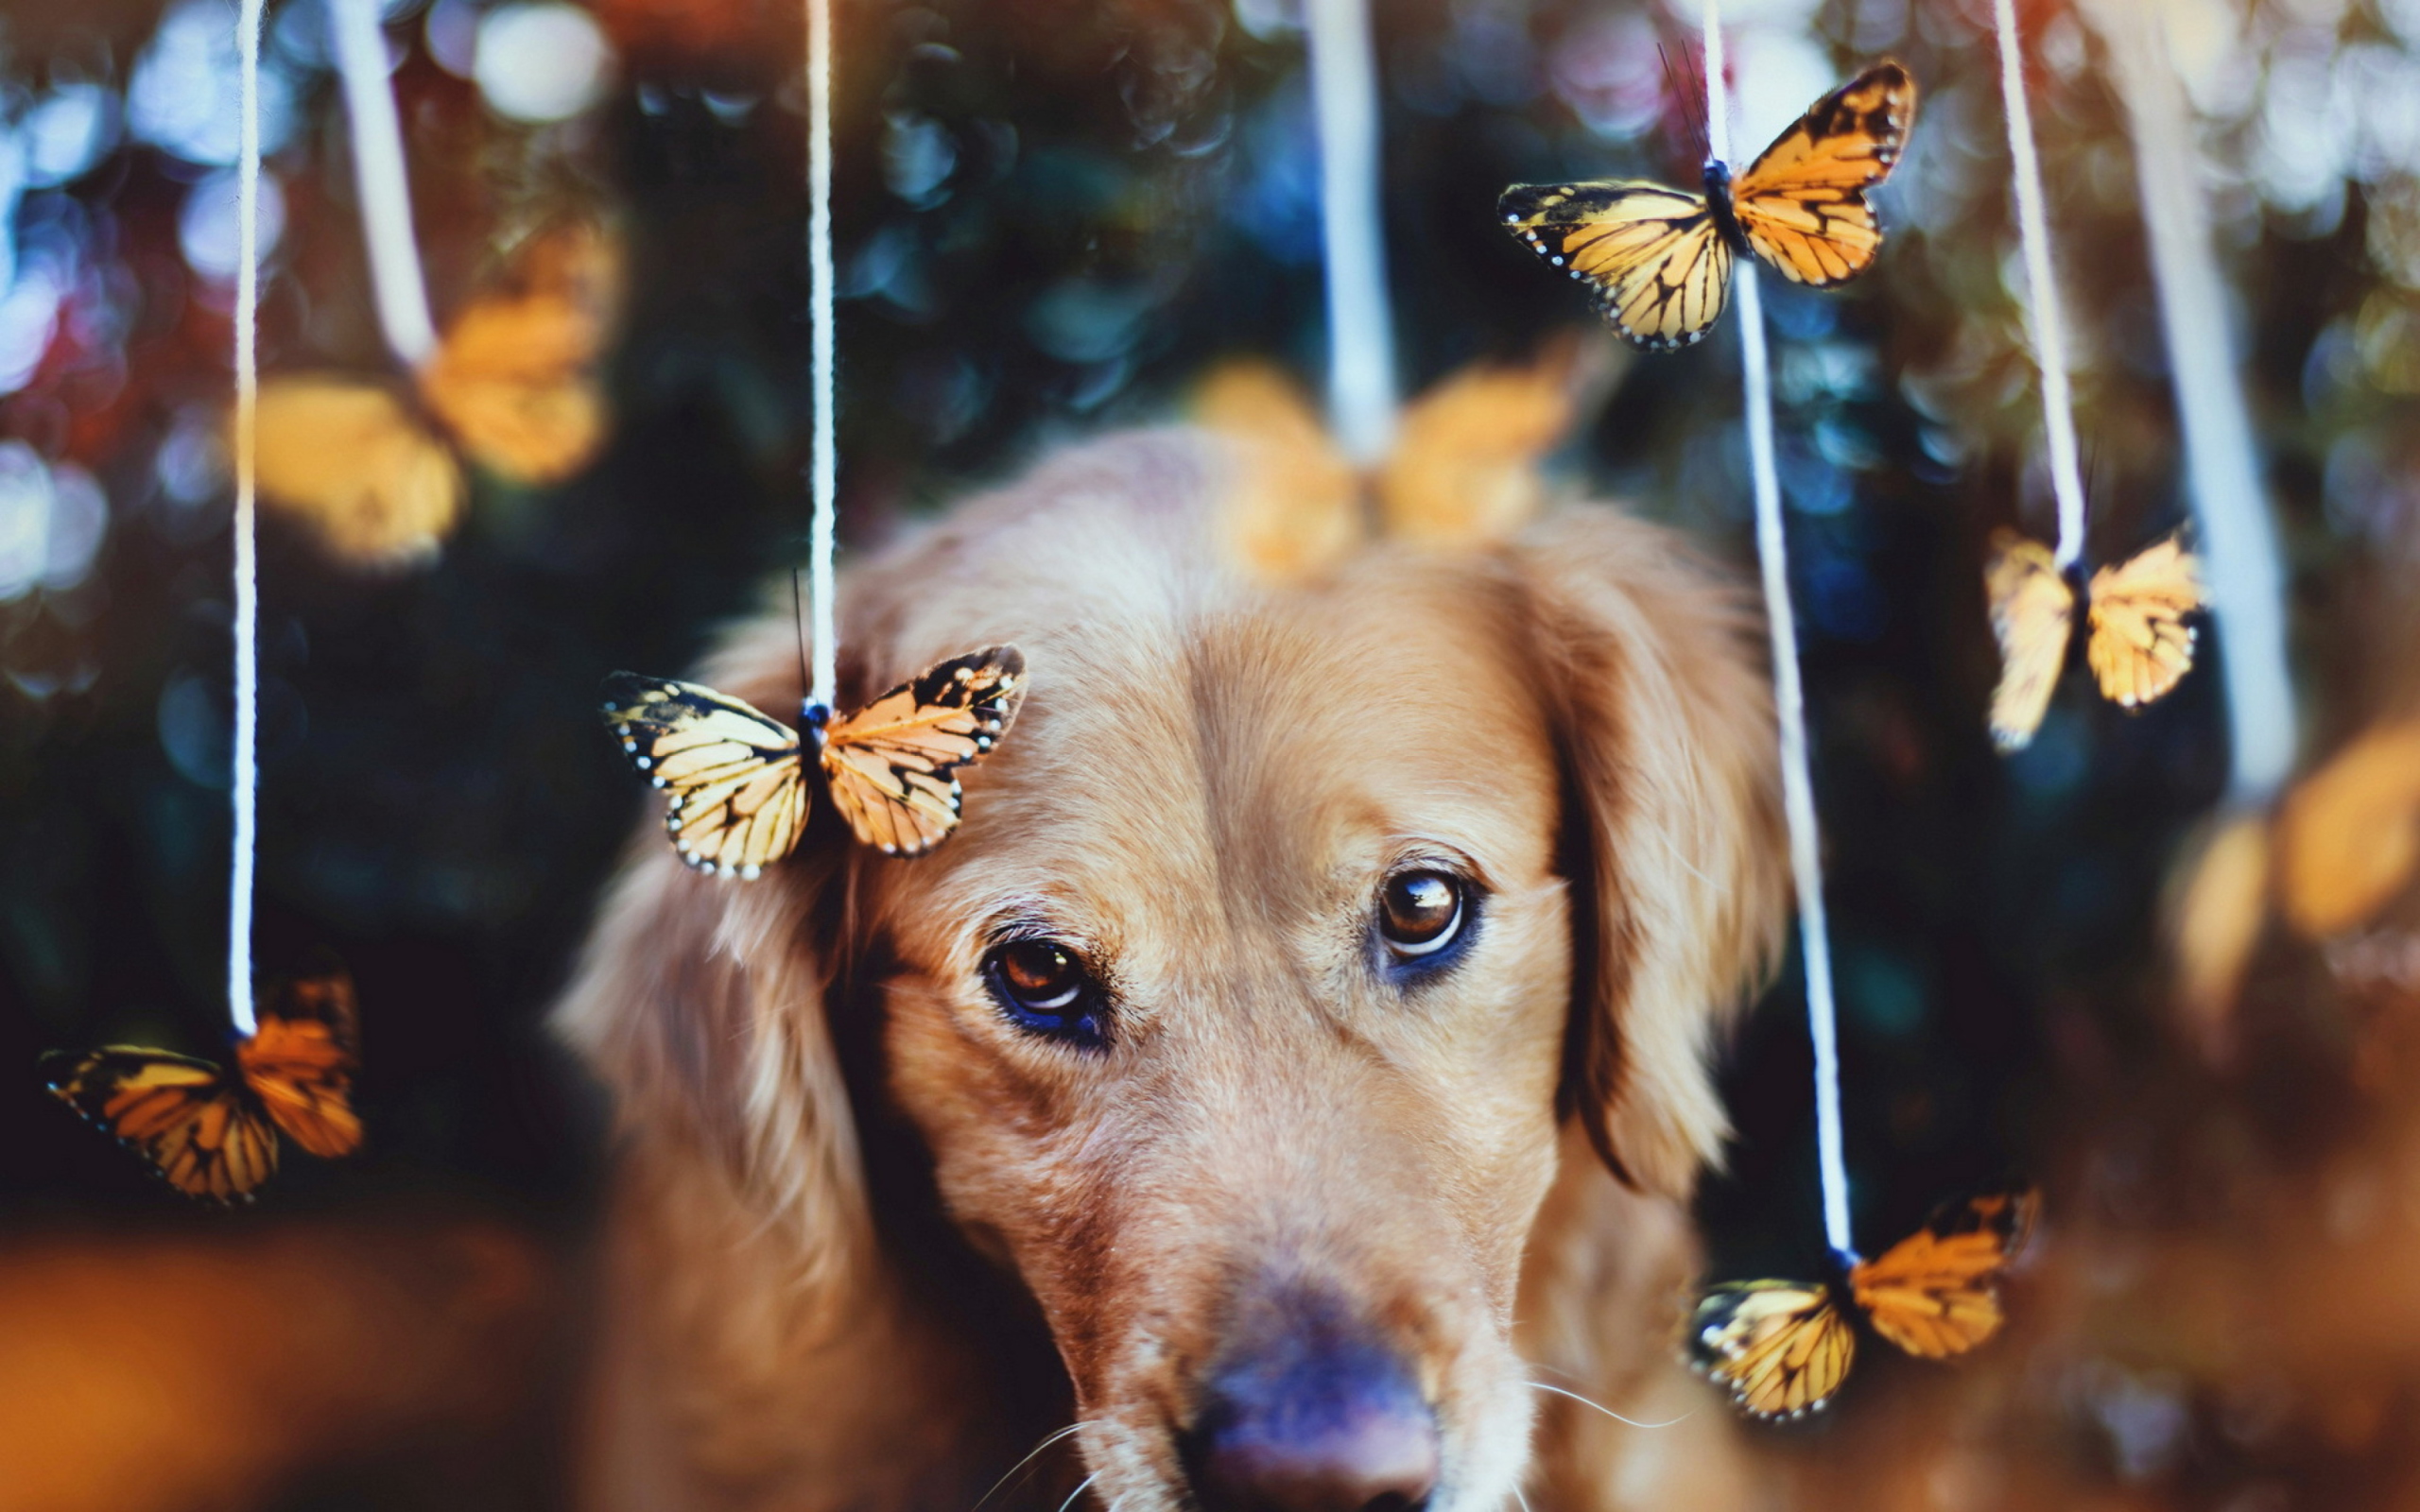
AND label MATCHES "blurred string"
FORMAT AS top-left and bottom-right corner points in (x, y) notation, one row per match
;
(1702, 3), (1852, 1260)
(328, 0), (438, 368)
(230, 0), (266, 1039)
(1990, 0), (2087, 571)
(2085, 0), (2295, 802)
(804, 0), (838, 717)
(1305, 0), (1397, 466)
